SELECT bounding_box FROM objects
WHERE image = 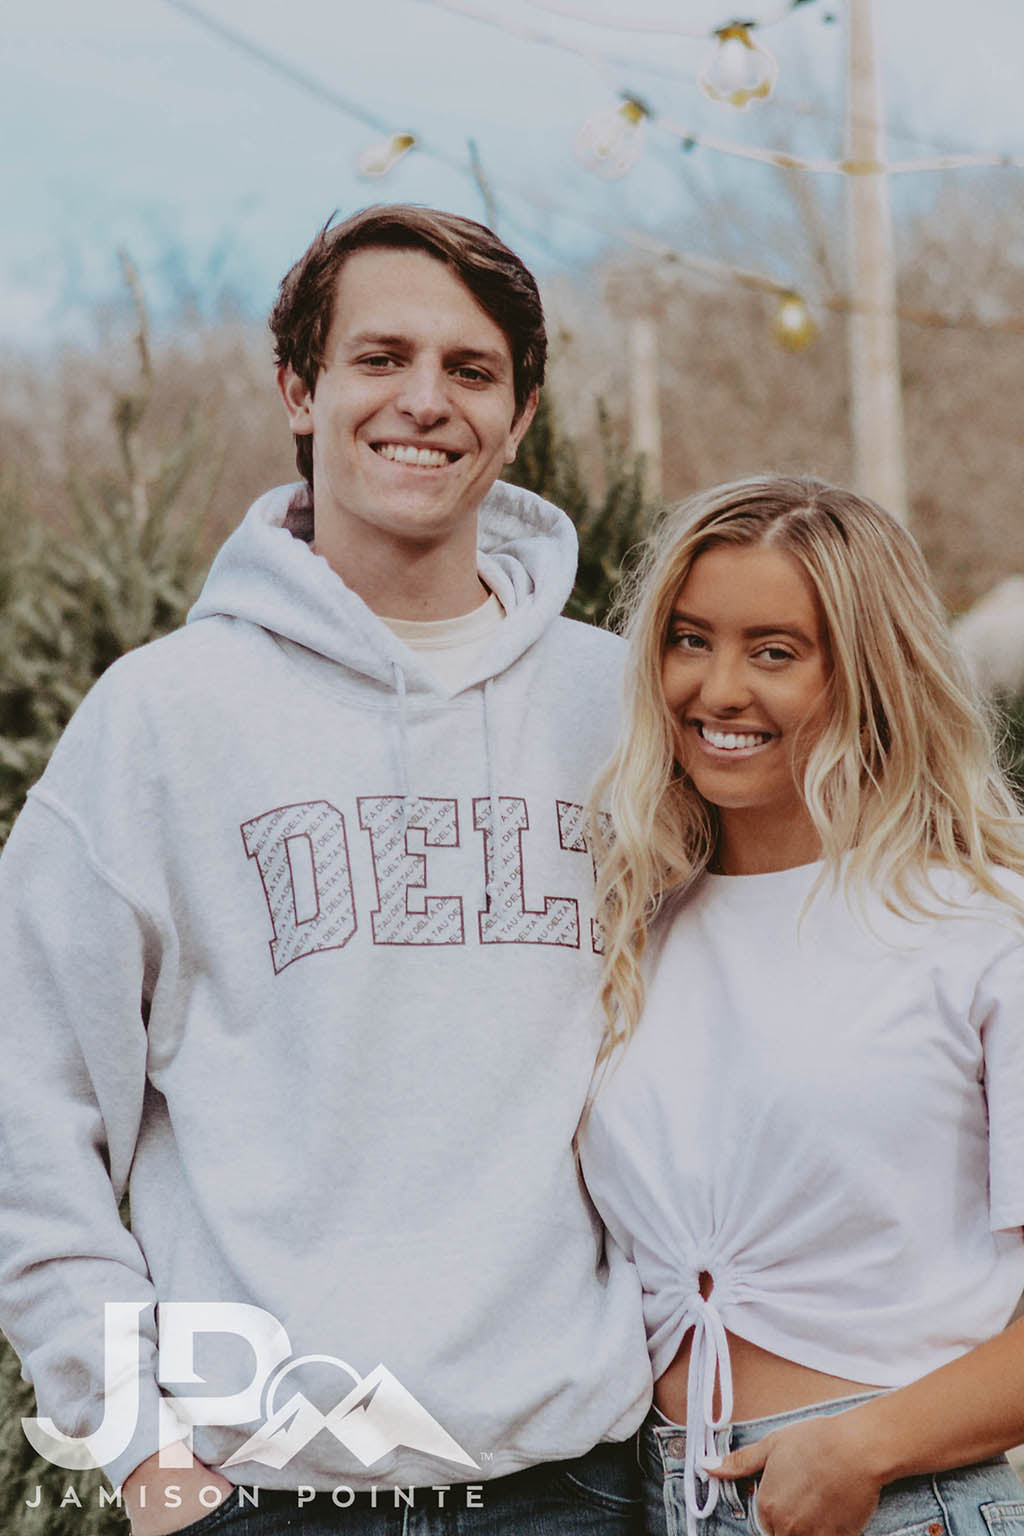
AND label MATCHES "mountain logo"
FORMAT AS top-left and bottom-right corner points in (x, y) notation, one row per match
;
(222, 1353), (478, 1472)
(21, 1302), (479, 1475)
